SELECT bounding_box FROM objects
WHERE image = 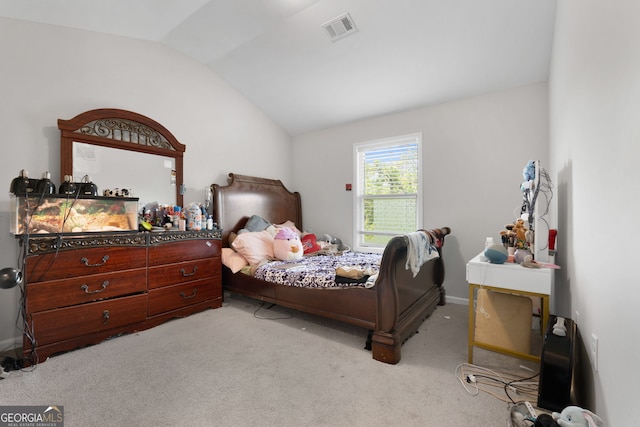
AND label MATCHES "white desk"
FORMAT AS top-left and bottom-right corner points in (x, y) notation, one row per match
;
(466, 253), (555, 363)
